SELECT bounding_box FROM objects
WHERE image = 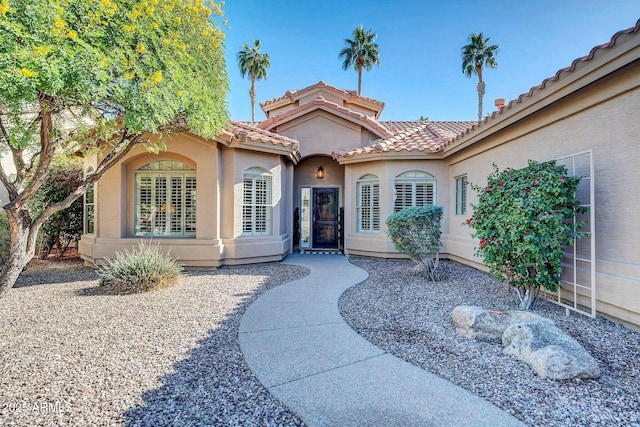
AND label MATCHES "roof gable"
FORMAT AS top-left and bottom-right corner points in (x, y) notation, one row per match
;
(260, 81), (385, 119)
(258, 95), (394, 139)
